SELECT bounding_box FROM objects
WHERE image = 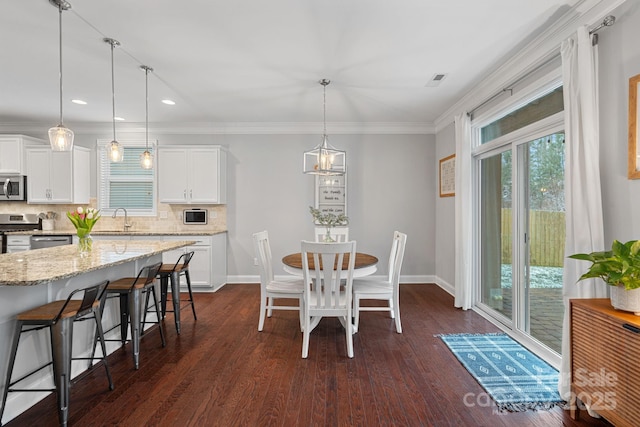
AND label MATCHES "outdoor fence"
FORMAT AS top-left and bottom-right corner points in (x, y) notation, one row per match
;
(501, 209), (565, 267)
